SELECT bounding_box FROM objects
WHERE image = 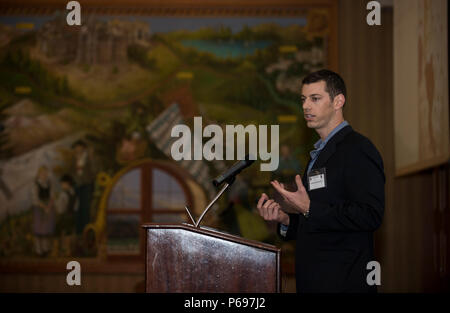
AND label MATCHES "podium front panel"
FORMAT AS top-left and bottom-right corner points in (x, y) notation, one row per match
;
(144, 224), (280, 293)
